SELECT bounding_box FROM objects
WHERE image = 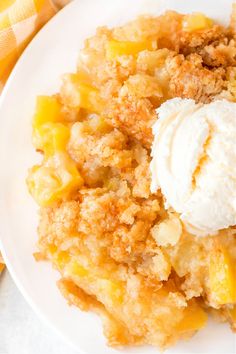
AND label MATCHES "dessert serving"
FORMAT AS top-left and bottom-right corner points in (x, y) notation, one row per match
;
(27, 8), (236, 350)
